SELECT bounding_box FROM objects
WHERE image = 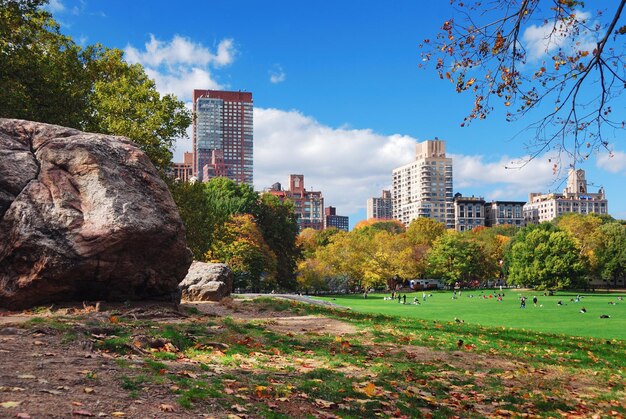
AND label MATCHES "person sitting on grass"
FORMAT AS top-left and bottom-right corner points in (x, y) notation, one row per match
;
(580, 307), (587, 313)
